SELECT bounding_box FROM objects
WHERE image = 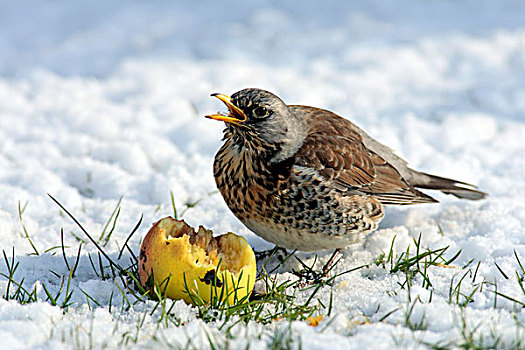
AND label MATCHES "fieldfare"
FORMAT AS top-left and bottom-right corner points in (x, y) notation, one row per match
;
(206, 88), (486, 252)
